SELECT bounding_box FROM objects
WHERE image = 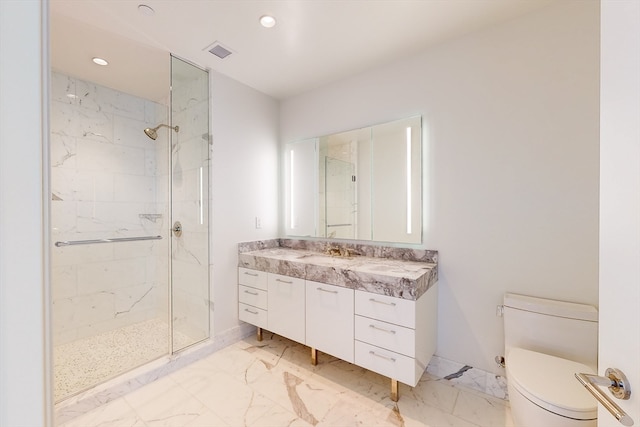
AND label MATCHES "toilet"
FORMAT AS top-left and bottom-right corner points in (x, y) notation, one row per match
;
(503, 293), (598, 427)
